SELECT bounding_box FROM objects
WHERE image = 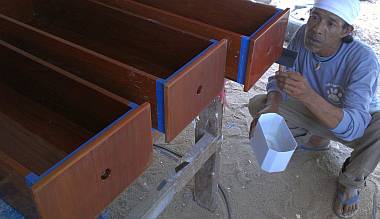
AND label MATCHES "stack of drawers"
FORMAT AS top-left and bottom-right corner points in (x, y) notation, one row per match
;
(0, 0), (288, 218)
